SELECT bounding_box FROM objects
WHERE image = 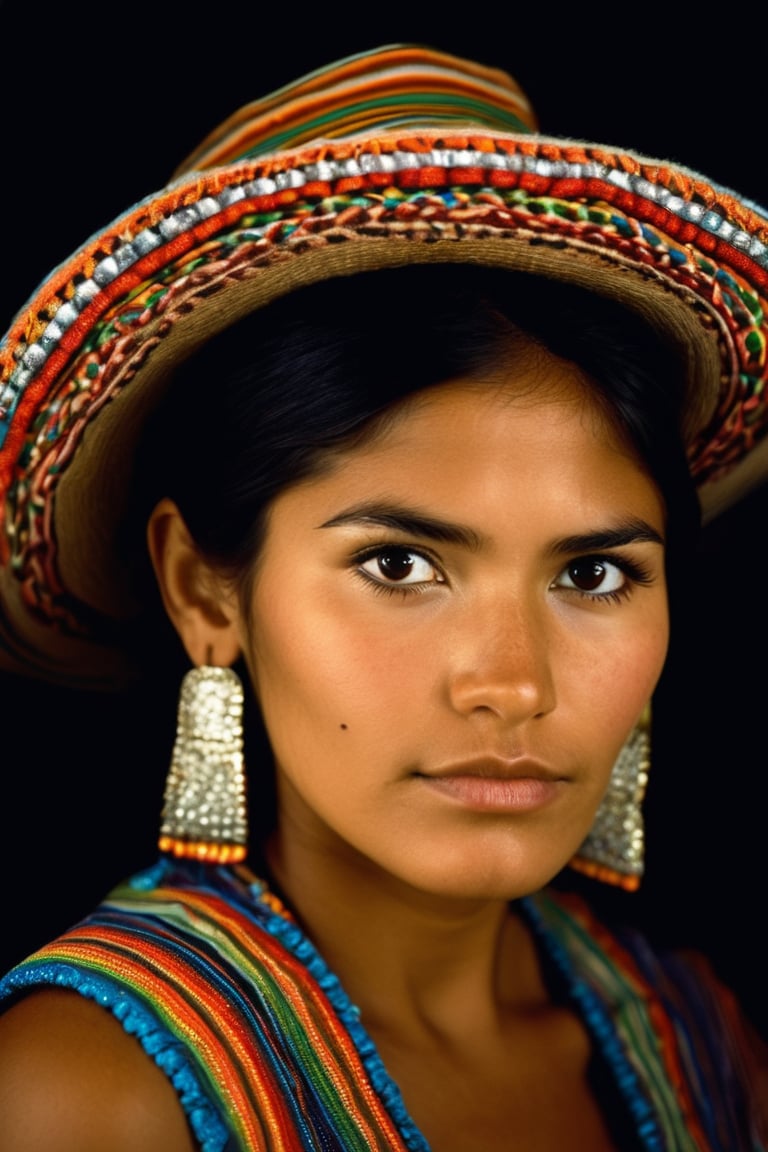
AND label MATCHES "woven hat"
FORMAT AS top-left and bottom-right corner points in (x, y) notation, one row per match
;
(2, 43), (767, 689)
